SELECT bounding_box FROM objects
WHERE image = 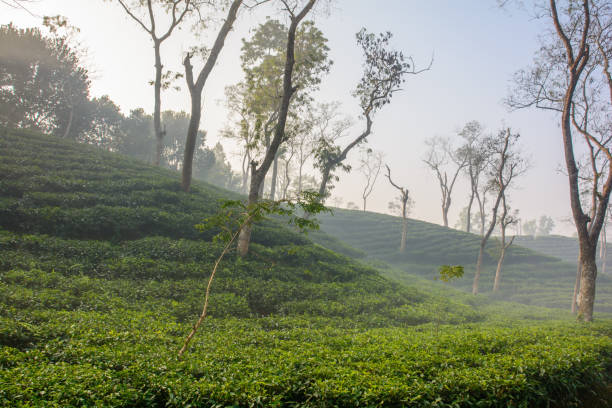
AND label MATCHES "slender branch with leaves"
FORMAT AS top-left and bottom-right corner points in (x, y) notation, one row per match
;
(178, 191), (328, 357)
